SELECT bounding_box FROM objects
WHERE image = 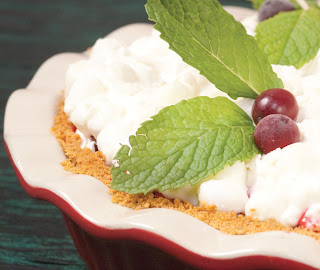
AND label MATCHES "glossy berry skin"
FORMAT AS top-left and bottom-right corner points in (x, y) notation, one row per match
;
(258, 0), (296, 22)
(252, 88), (298, 125)
(254, 114), (300, 154)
